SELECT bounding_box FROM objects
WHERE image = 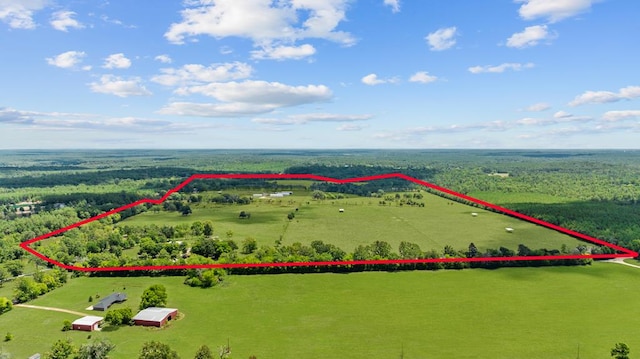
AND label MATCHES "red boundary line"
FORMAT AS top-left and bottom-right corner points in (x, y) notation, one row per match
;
(20, 173), (638, 272)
